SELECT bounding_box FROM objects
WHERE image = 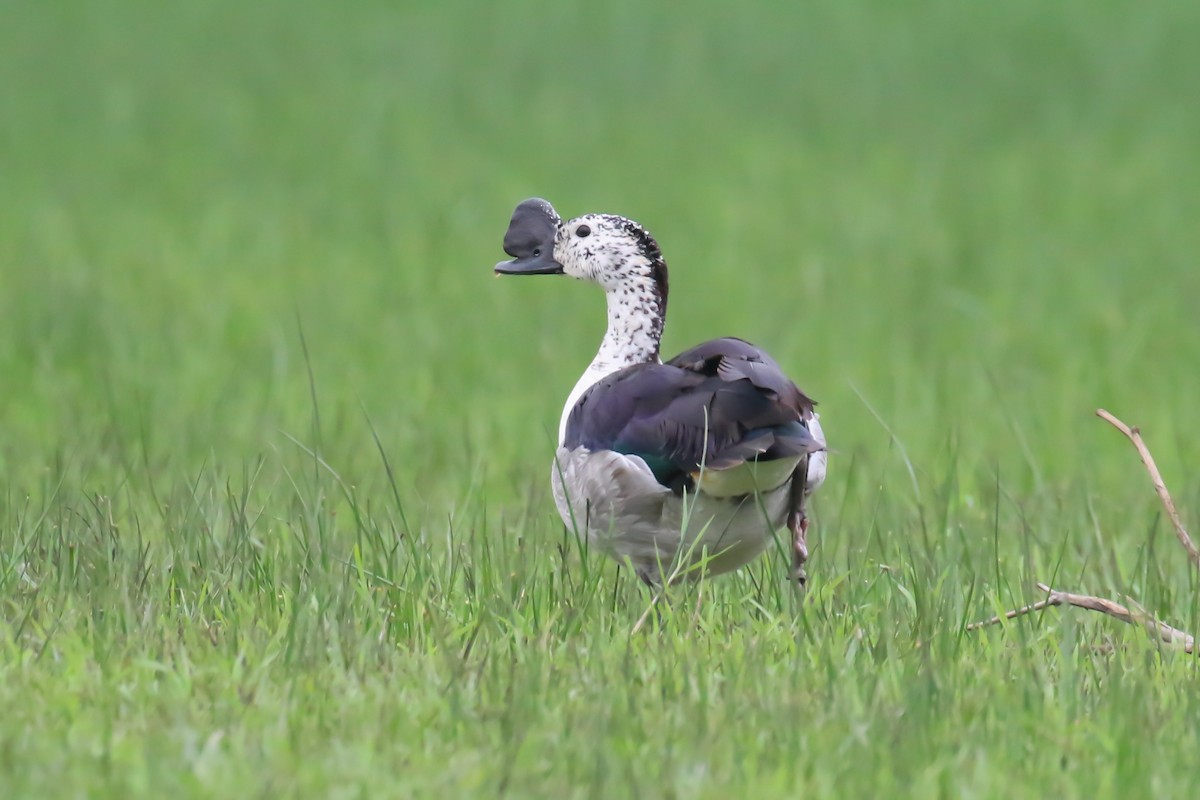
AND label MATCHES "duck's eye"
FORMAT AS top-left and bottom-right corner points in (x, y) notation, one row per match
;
(575, 225), (591, 238)
(532, 247), (541, 256)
